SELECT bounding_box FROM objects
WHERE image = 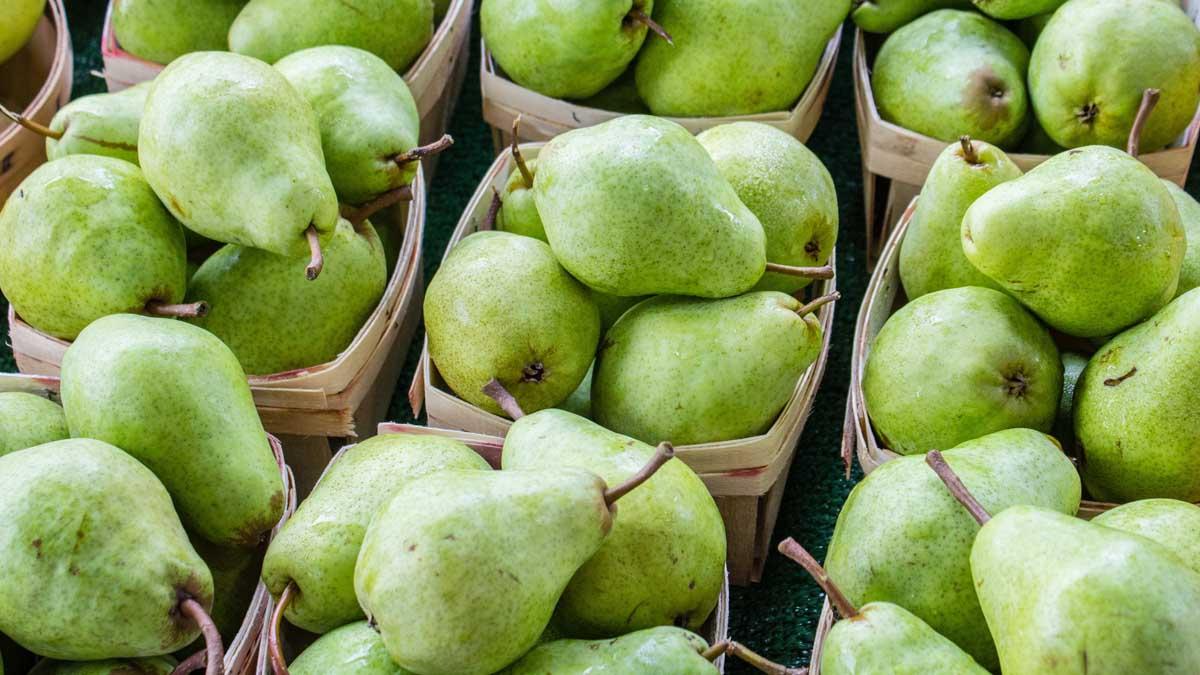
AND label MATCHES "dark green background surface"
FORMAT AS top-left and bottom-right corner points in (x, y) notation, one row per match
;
(3, 3), (1199, 671)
